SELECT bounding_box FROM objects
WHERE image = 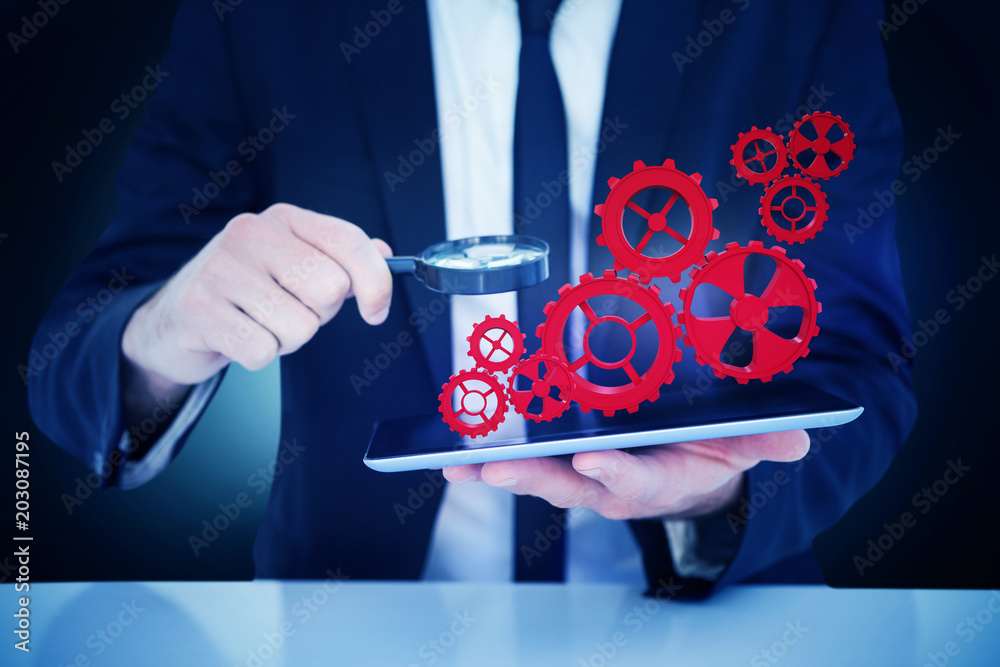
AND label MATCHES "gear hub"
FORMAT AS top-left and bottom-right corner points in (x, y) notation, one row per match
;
(536, 270), (683, 416)
(678, 241), (821, 383)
